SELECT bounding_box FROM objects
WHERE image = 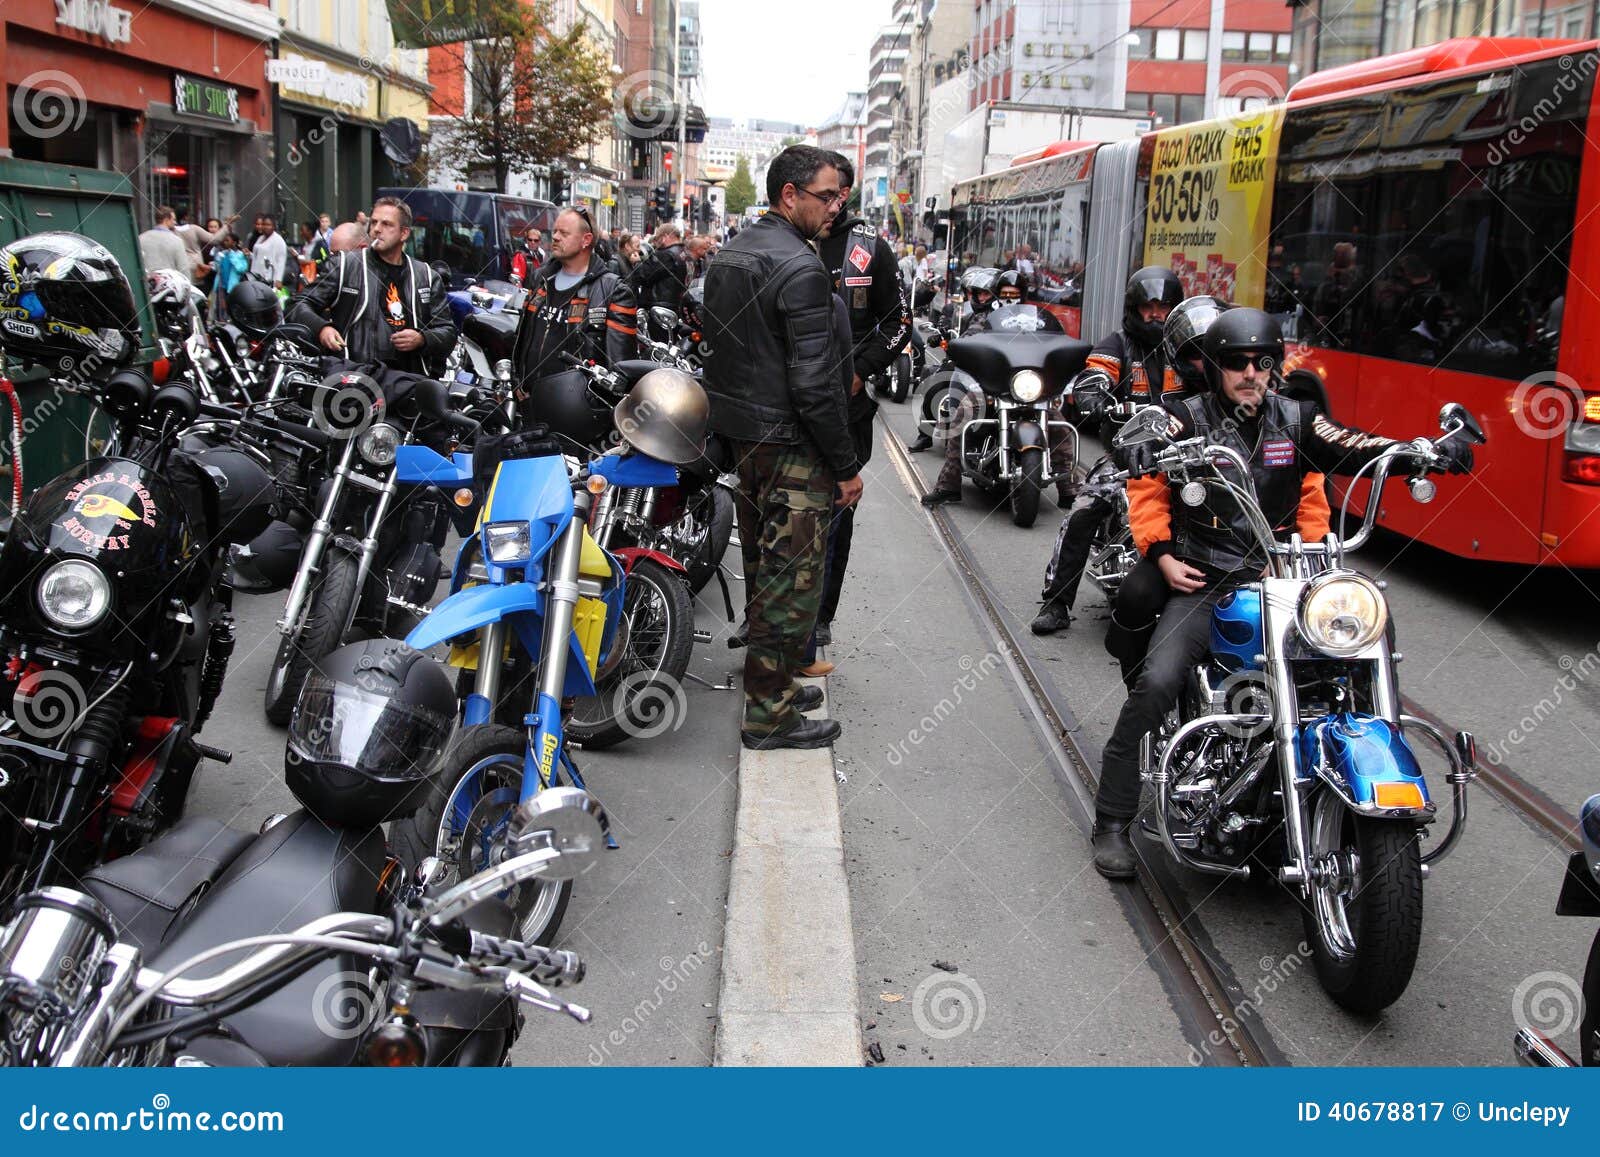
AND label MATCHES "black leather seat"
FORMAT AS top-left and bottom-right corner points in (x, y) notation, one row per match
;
(613, 359), (661, 385)
(147, 810), (385, 1067)
(83, 817), (256, 953)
